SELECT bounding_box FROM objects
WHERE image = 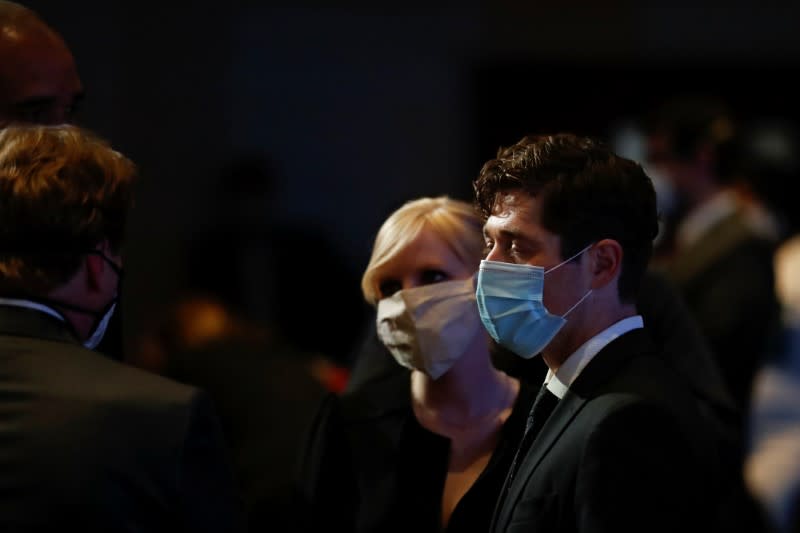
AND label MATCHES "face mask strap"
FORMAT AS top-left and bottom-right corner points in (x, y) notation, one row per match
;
(562, 289), (592, 318)
(86, 250), (124, 282)
(544, 243), (593, 274)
